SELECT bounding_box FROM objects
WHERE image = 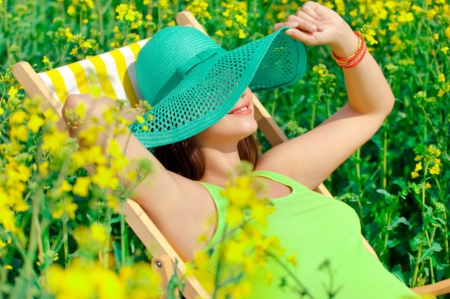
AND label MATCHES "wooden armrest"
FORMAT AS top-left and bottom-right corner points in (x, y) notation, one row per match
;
(412, 278), (450, 296)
